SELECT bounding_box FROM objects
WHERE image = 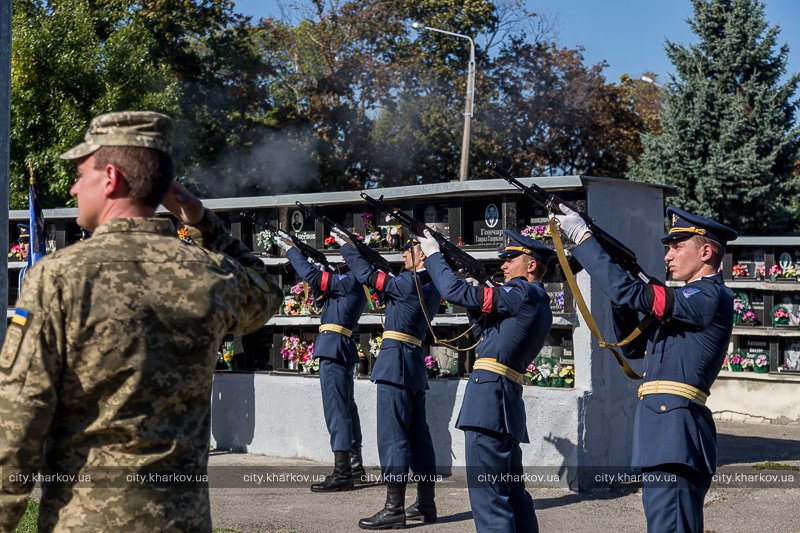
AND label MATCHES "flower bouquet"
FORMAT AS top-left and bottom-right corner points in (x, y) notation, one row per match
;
(740, 309), (758, 326)
(281, 282), (312, 316)
(781, 265), (798, 281)
(521, 224), (550, 241)
(425, 355), (440, 378)
(753, 353), (769, 373)
(323, 235), (340, 249)
(728, 352), (745, 371)
(524, 362), (538, 385)
(255, 229), (277, 254)
(177, 226), (194, 244)
(530, 355), (572, 387)
(299, 342), (317, 373)
(755, 264), (766, 281)
(220, 341), (235, 371)
(772, 306), (791, 326)
(369, 335), (383, 358)
(281, 334), (311, 370)
(741, 356), (754, 371)
(768, 264), (782, 281)
(731, 264), (748, 278)
(8, 244), (22, 261)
